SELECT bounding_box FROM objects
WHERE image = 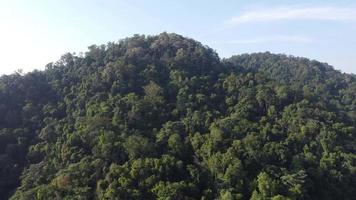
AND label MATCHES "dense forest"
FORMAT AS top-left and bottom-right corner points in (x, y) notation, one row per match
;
(0, 33), (355, 200)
